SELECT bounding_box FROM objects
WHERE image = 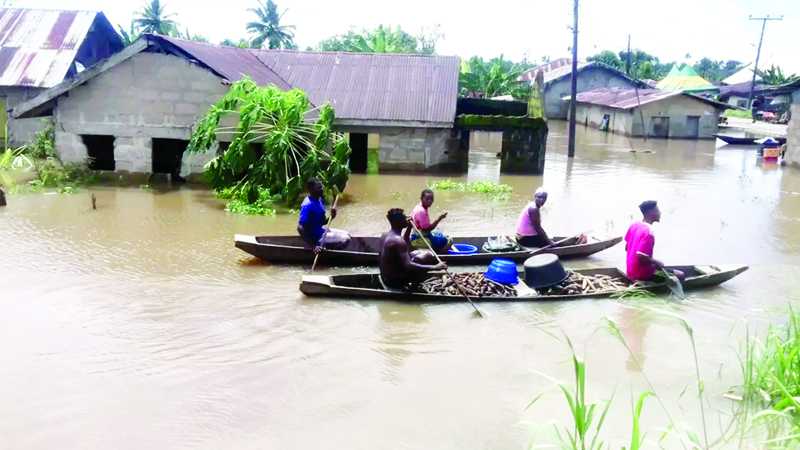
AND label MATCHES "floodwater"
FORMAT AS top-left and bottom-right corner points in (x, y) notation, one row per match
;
(2, 121), (799, 449)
